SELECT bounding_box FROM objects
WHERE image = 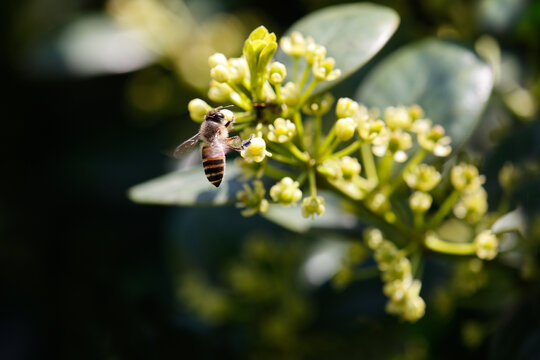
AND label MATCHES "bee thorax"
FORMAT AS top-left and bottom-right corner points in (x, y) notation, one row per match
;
(200, 120), (228, 143)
